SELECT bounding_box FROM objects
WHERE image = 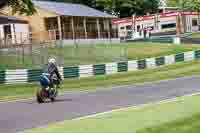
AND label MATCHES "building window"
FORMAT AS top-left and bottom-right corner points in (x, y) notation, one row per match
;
(161, 23), (176, 29)
(137, 25), (140, 32)
(146, 26), (154, 31)
(120, 27), (125, 30)
(126, 25), (132, 30)
(192, 19), (198, 26)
